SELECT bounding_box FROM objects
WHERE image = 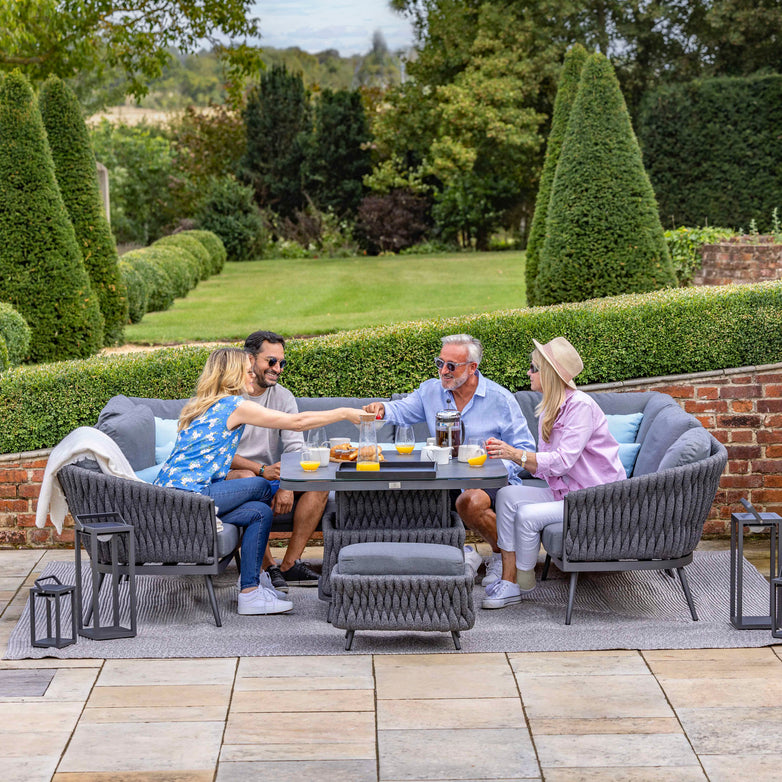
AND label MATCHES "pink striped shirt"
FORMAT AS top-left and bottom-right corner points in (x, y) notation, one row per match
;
(533, 389), (626, 500)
